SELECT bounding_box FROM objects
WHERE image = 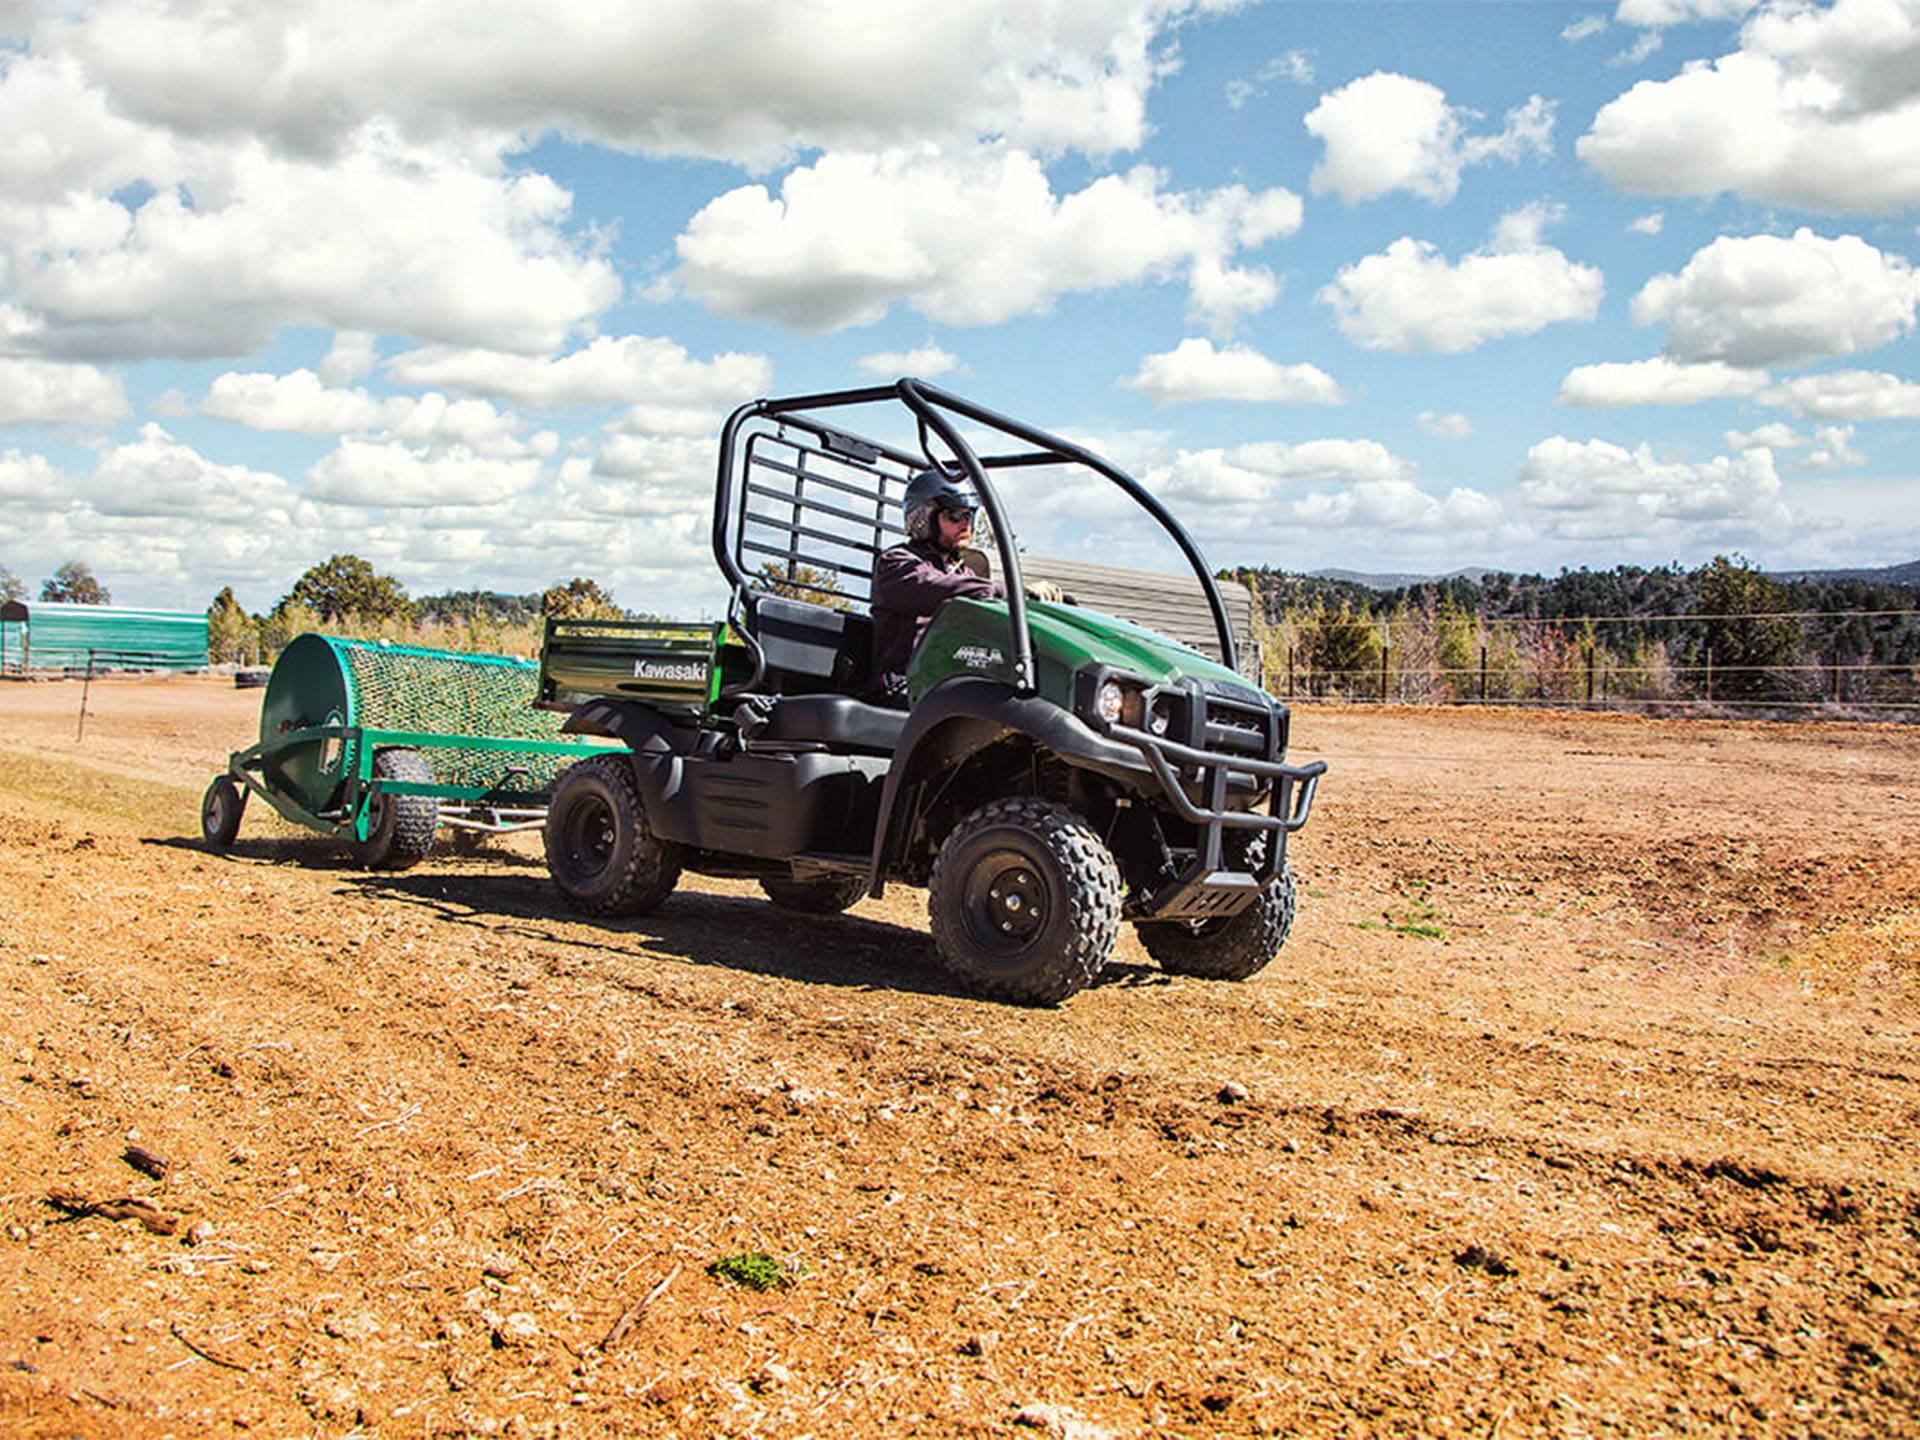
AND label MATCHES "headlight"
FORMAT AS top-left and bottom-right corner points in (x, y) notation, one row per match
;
(1096, 679), (1126, 725)
(1148, 696), (1176, 736)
